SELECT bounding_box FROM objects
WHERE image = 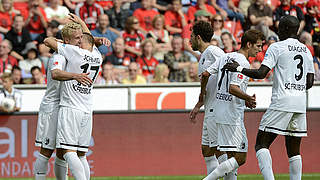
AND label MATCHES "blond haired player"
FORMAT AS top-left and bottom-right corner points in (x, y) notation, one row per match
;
(44, 13), (106, 180)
